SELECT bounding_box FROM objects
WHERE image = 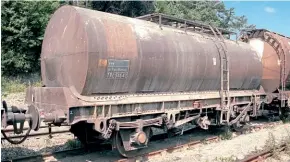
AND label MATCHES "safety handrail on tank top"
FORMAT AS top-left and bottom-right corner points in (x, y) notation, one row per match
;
(136, 13), (236, 37)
